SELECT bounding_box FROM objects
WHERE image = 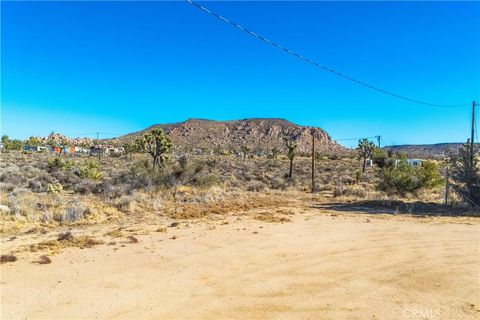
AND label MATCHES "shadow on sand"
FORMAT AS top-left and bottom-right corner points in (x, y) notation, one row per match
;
(312, 200), (479, 217)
